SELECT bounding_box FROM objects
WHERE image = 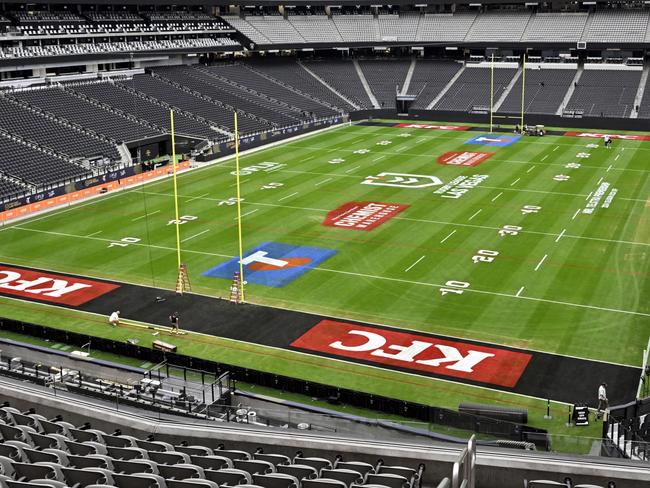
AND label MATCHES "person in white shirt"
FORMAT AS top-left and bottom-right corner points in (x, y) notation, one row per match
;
(109, 310), (120, 327)
(598, 383), (608, 417)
